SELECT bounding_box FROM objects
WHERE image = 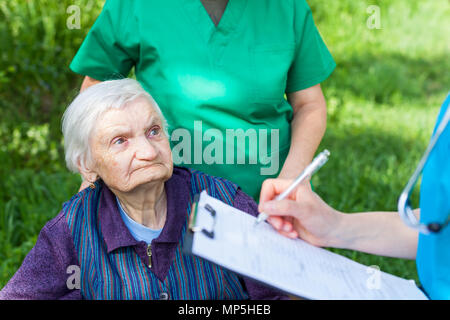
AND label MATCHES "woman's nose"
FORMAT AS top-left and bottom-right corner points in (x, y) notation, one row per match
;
(134, 136), (158, 160)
